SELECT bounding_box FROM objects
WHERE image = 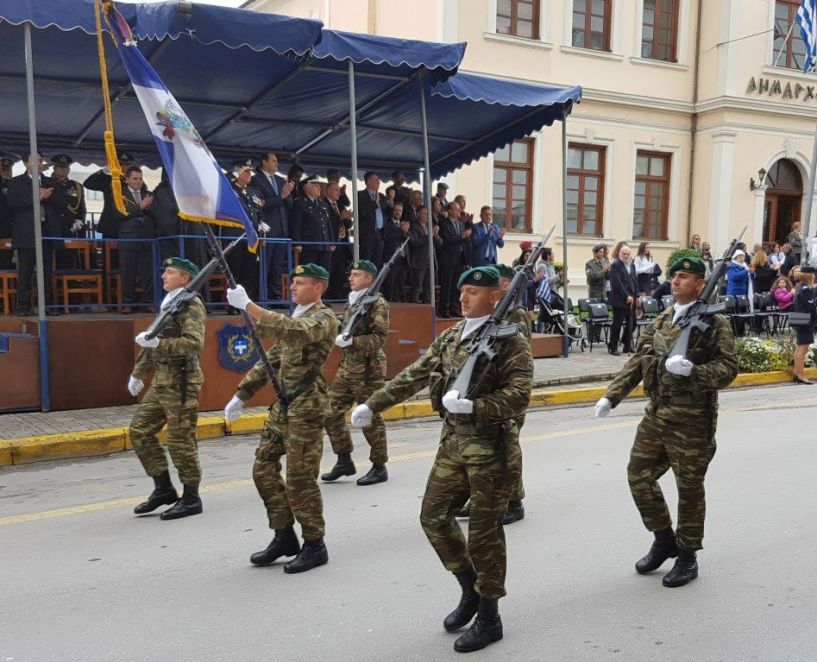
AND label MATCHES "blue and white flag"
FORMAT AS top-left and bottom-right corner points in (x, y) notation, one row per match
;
(798, 0), (817, 72)
(107, 8), (258, 250)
